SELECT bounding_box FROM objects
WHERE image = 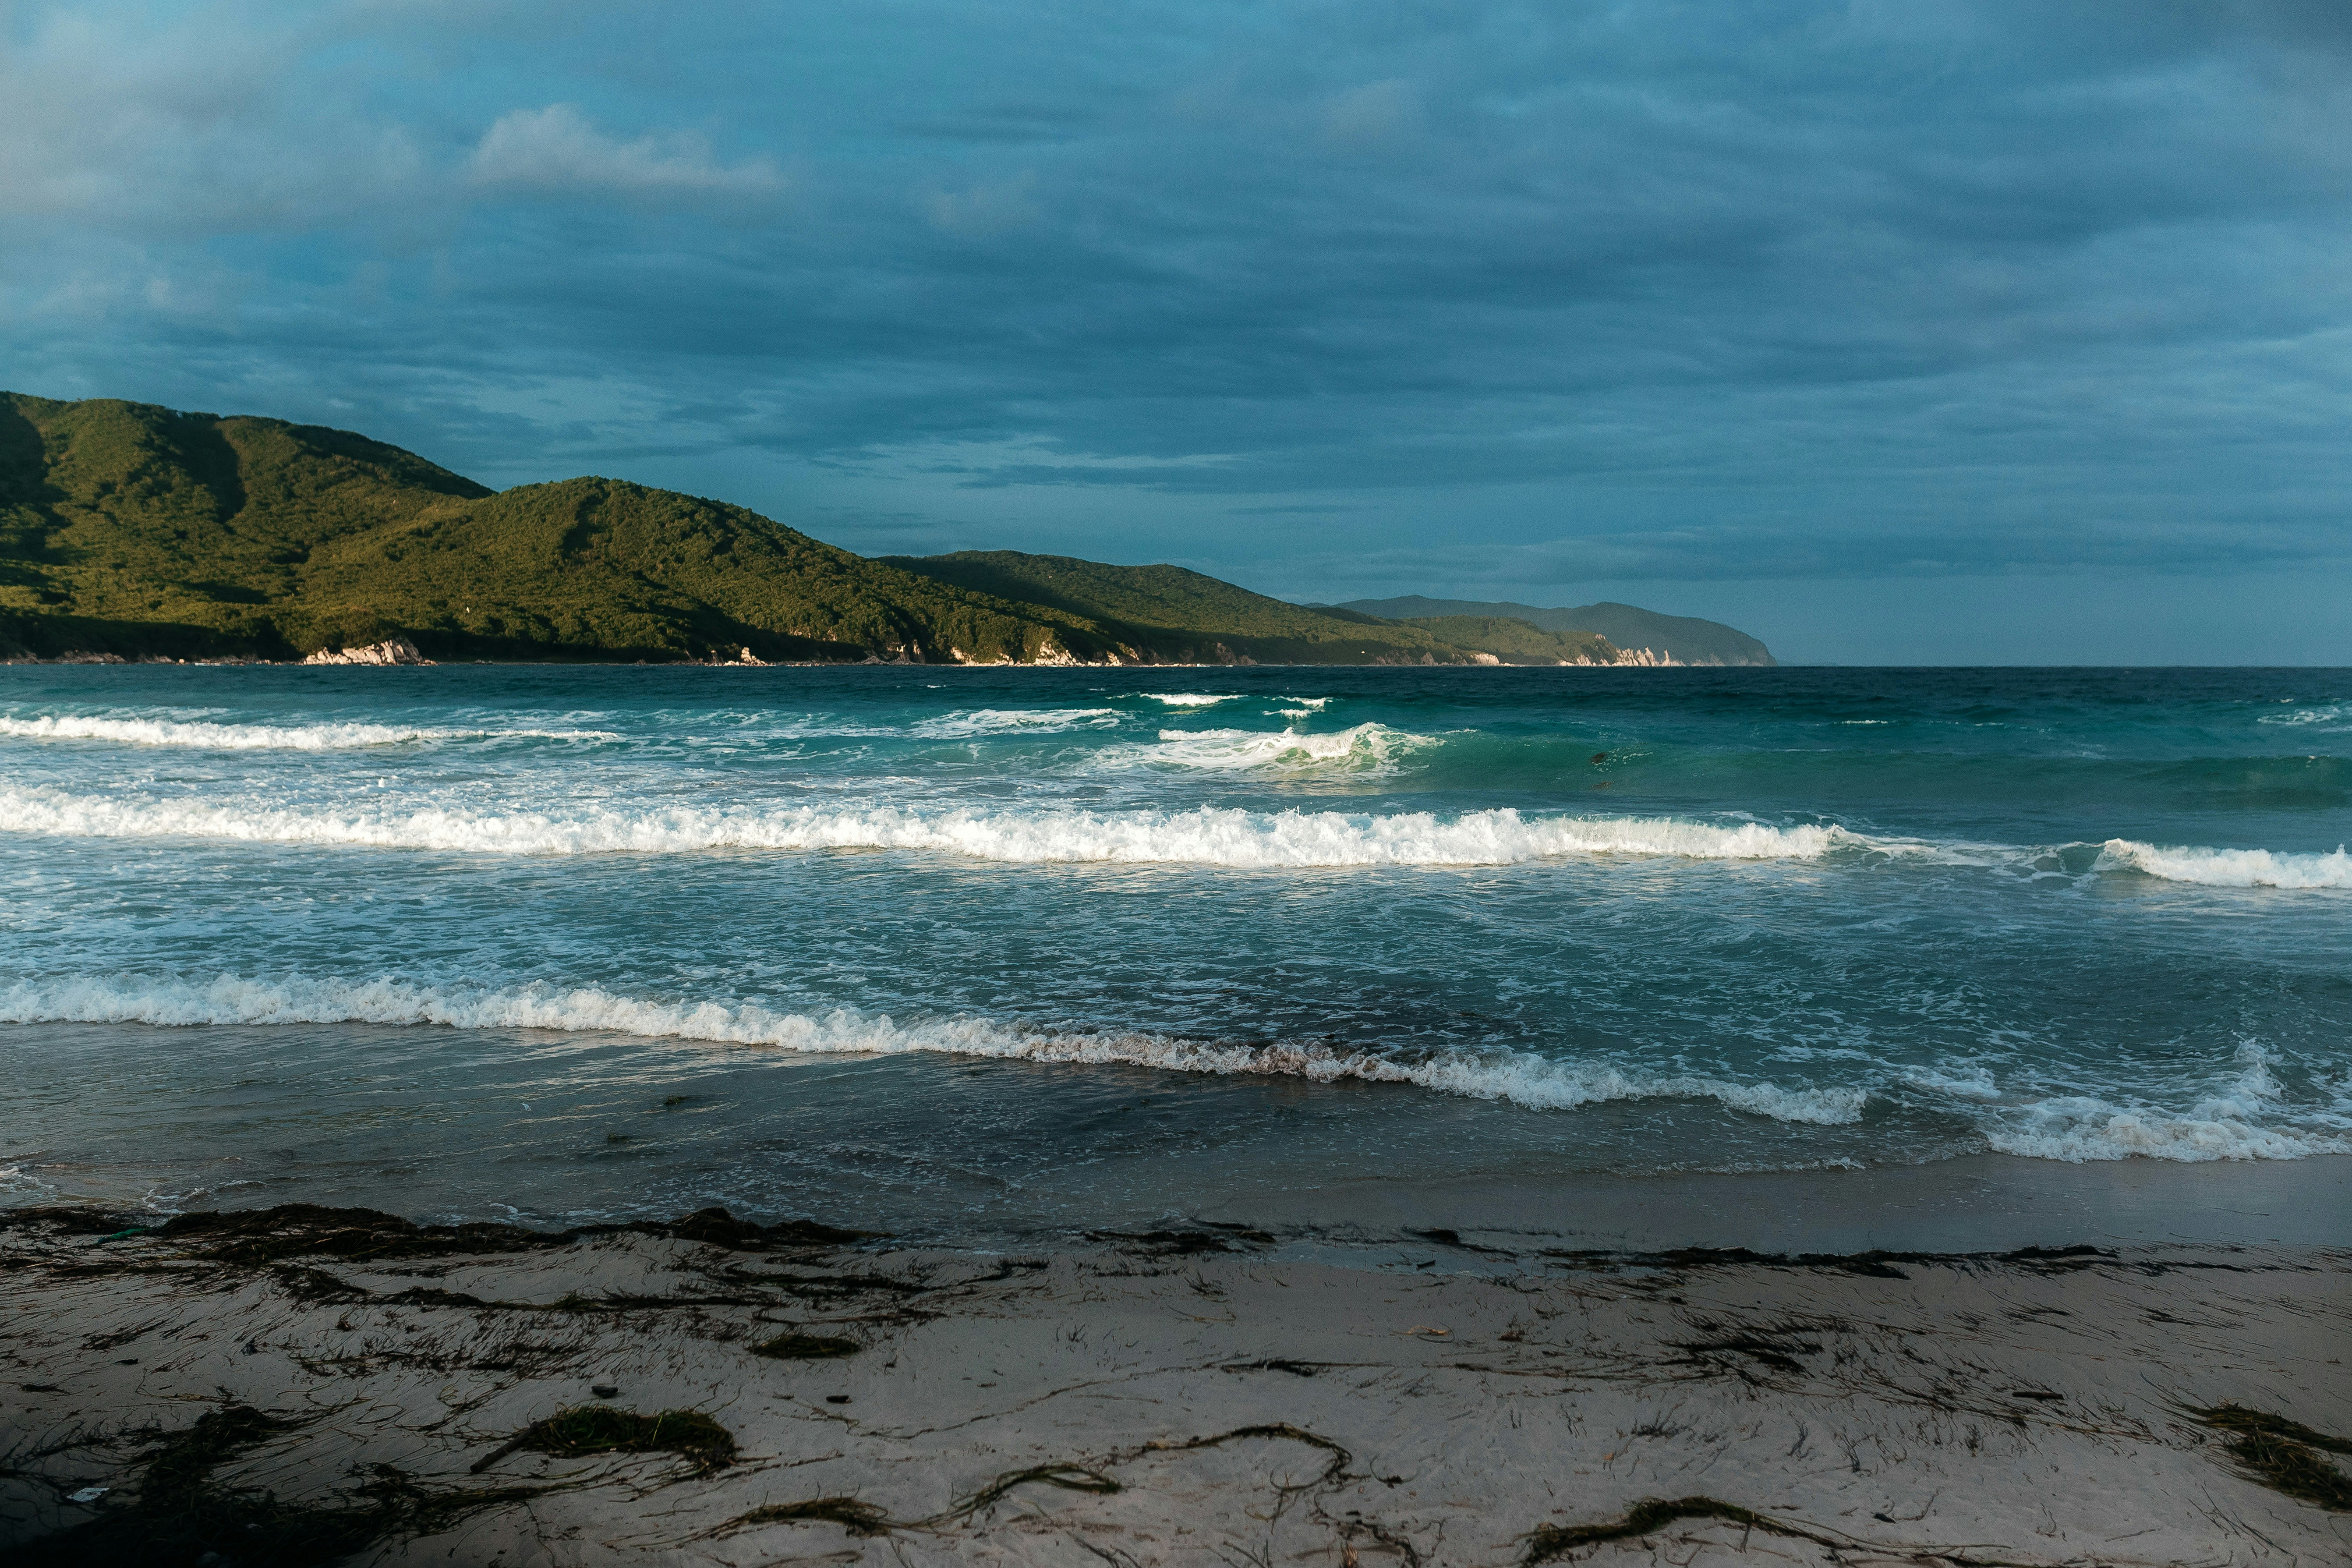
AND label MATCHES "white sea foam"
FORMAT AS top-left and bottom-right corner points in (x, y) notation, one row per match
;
(1900, 1064), (2003, 1101)
(909, 708), (1120, 737)
(1980, 1099), (2343, 1161)
(0, 1163), (59, 1201)
(1922, 1044), (2343, 1161)
(1119, 722), (1437, 772)
(0, 972), (1865, 1124)
(1144, 694), (1239, 707)
(0, 715), (620, 750)
(2099, 839), (2351, 889)
(0, 789), (1888, 866)
(2257, 704), (2345, 729)
(1278, 697), (1332, 710)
